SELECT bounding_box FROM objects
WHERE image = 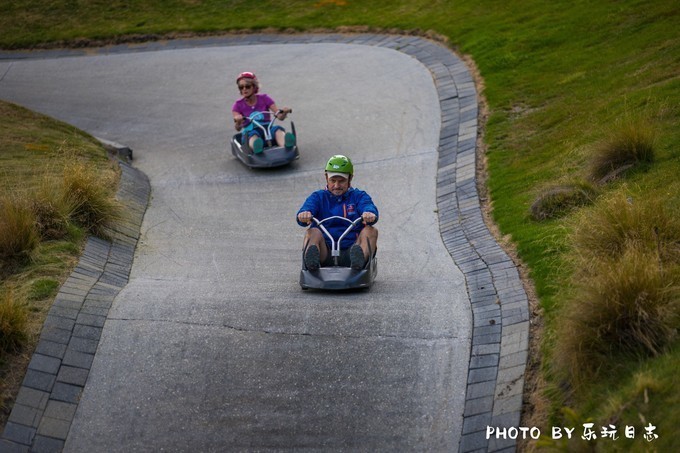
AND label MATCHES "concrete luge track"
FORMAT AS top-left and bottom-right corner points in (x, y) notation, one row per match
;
(0, 34), (528, 452)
